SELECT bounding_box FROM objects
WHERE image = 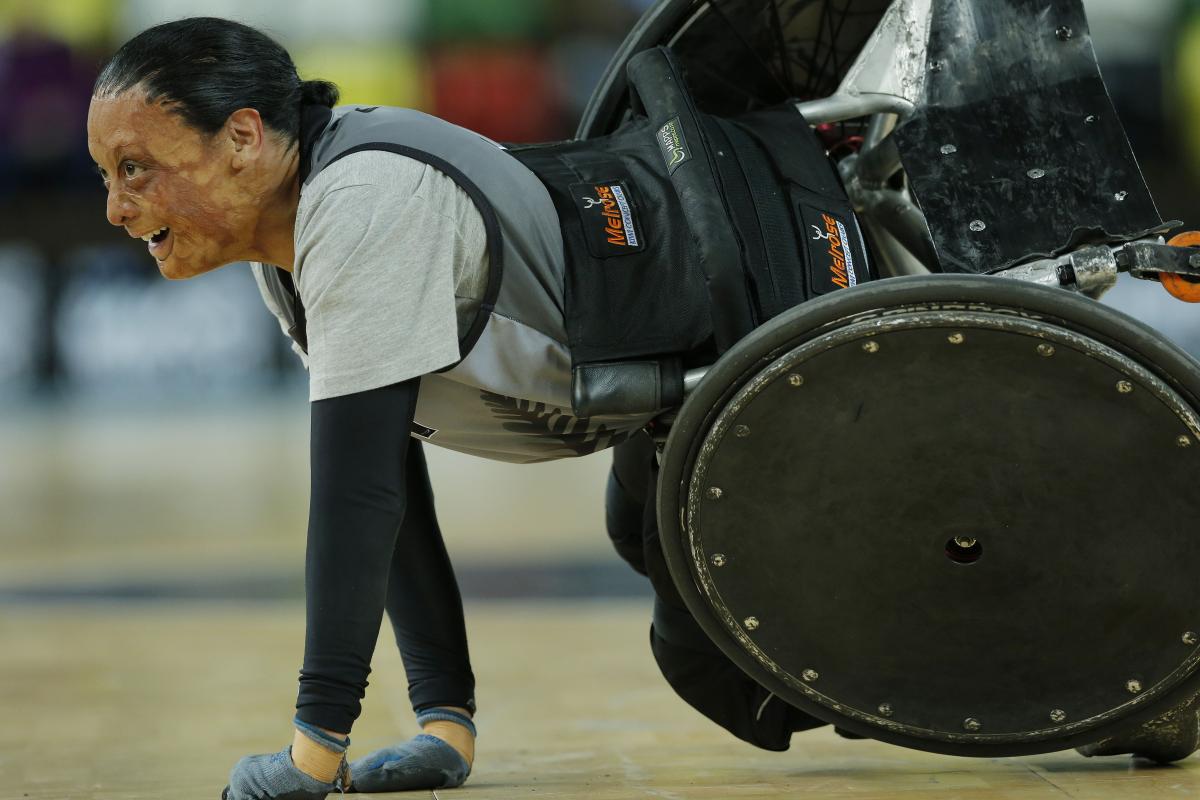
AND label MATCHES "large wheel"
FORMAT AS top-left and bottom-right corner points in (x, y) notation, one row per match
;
(656, 274), (1200, 756)
(576, 0), (890, 139)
